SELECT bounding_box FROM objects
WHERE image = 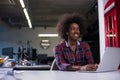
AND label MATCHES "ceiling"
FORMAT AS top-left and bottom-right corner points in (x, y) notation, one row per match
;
(0, 0), (98, 29)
